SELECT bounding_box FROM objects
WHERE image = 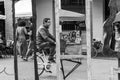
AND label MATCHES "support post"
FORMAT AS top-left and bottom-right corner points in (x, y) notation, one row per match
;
(85, 0), (92, 80)
(55, 0), (61, 80)
(31, 0), (39, 80)
(12, 0), (18, 80)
